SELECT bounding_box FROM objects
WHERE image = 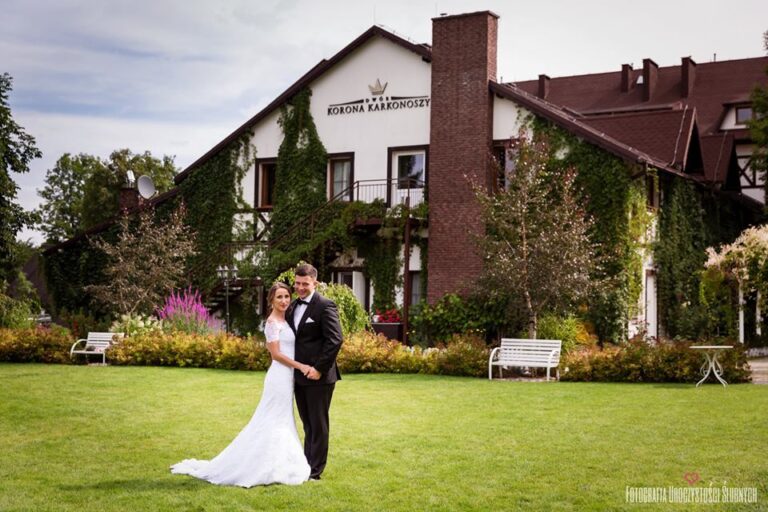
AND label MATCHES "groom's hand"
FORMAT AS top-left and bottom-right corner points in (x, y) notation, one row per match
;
(307, 367), (321, 380)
